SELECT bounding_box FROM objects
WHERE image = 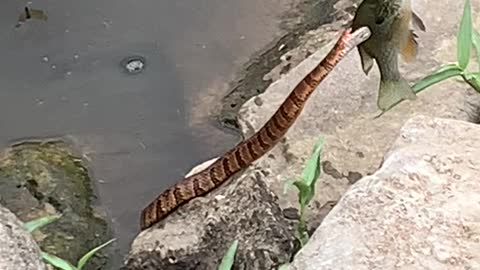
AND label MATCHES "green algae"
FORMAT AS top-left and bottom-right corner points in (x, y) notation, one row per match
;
(0, 139), (113, 270)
